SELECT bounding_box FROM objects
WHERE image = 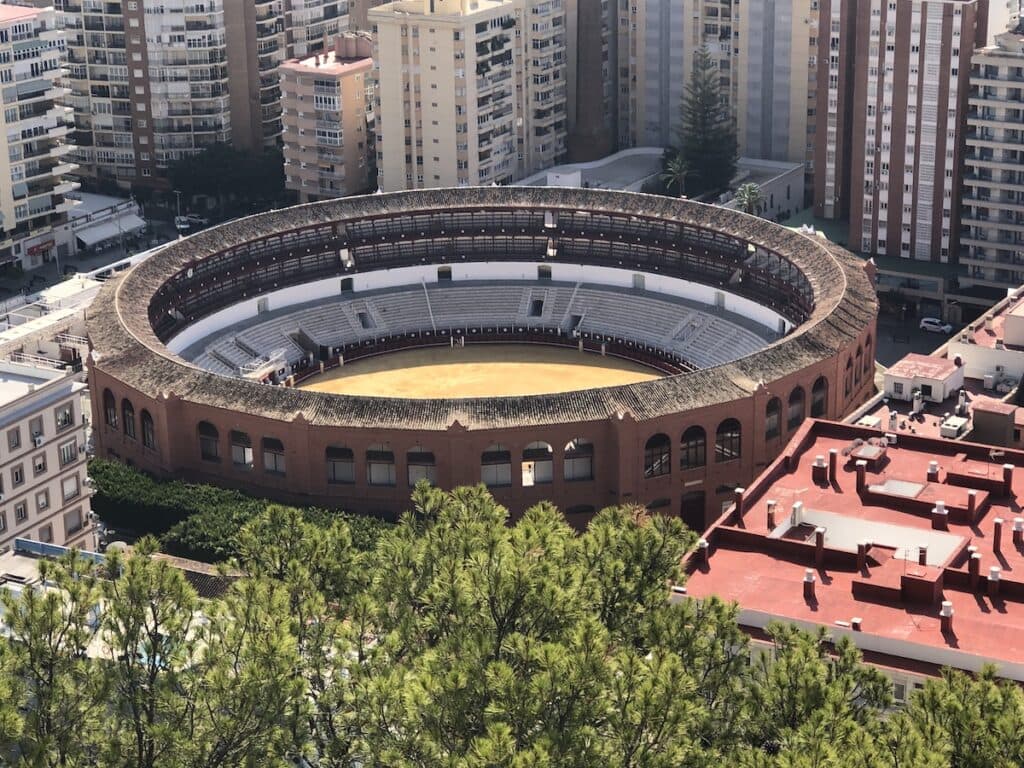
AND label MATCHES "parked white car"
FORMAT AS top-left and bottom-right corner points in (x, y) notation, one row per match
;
(919, 317), (953, 334)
